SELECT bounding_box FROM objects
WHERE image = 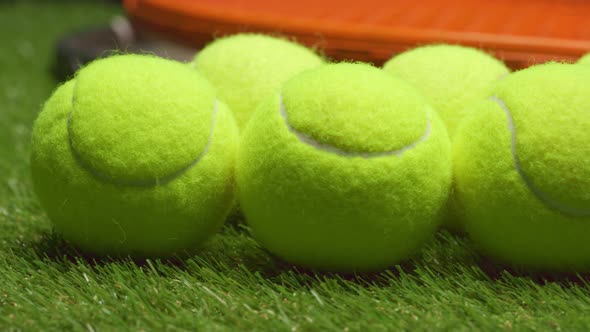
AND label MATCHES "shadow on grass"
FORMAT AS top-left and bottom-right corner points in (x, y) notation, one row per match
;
(22, 222), (590, 290)
(21, 223), (431, 288)
(477, 255), (590, 287)
(20, 221), (285, 274)
(24, 224), (245, 261)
